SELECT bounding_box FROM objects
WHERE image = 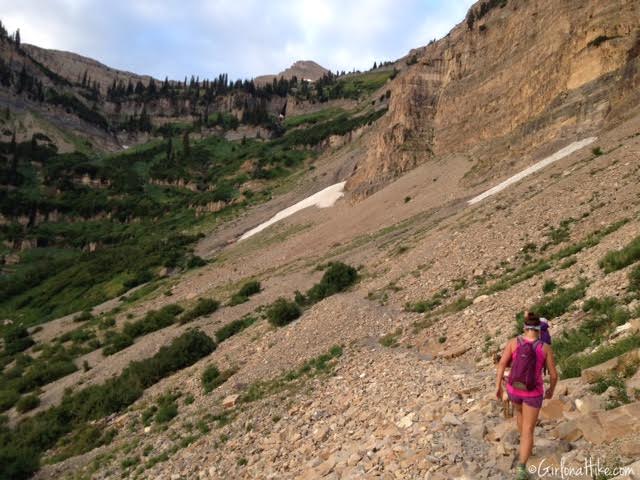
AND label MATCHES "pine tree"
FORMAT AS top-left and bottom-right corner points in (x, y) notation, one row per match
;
(373, 61), (377, 69)
(166, 137), (173, 162)
(15, 29), (20, 48)
(139, 108), (151, 132)
(9, 131), (18, 182)
(182, 131), (190, 158)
